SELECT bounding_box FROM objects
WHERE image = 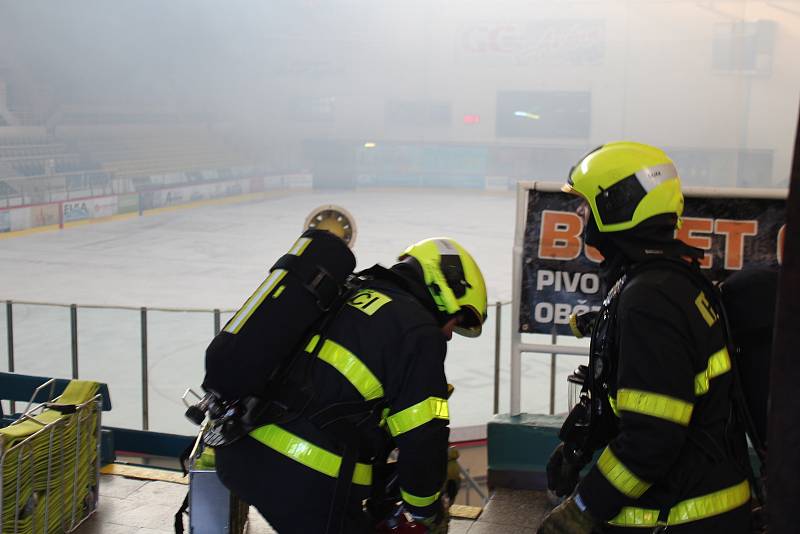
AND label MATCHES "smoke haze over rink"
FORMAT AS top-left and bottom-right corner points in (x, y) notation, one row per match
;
(0, 189), (576, 433)
(5, 0), (792, 437)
